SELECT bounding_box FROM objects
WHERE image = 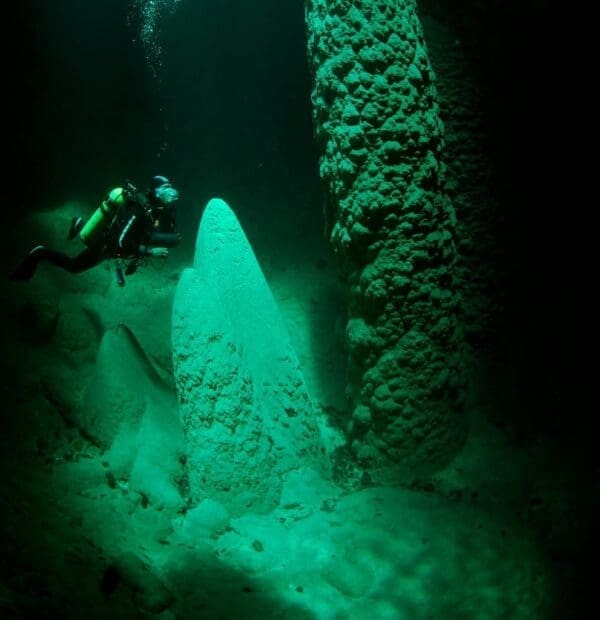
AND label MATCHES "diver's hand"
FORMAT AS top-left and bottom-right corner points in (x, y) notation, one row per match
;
(149, 247), (169, 258)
